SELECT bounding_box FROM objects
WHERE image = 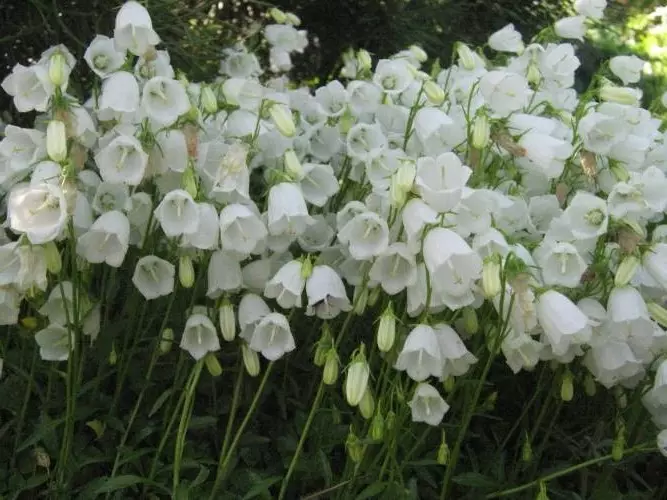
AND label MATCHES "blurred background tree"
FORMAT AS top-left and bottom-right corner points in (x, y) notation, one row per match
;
(0, 0), (665, 122)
